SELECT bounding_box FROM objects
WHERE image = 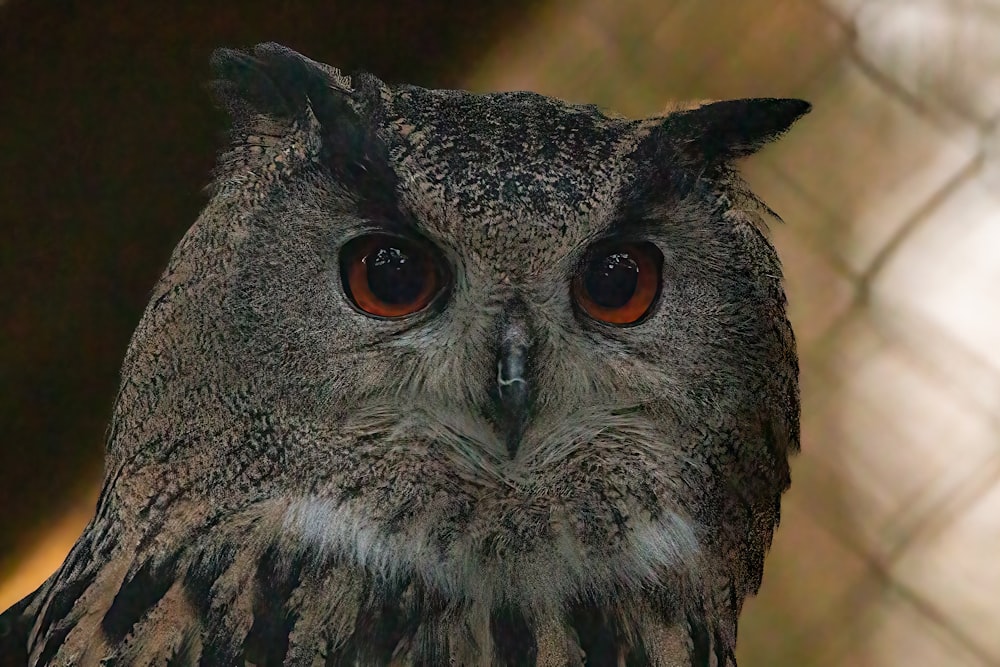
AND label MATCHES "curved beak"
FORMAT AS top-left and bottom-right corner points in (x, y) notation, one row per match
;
(495, 320), (531, 459)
